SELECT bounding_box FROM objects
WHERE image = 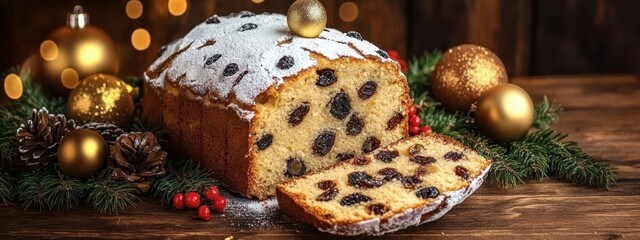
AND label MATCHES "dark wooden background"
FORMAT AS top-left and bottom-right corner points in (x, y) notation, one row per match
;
(1, 0), (640, 78)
